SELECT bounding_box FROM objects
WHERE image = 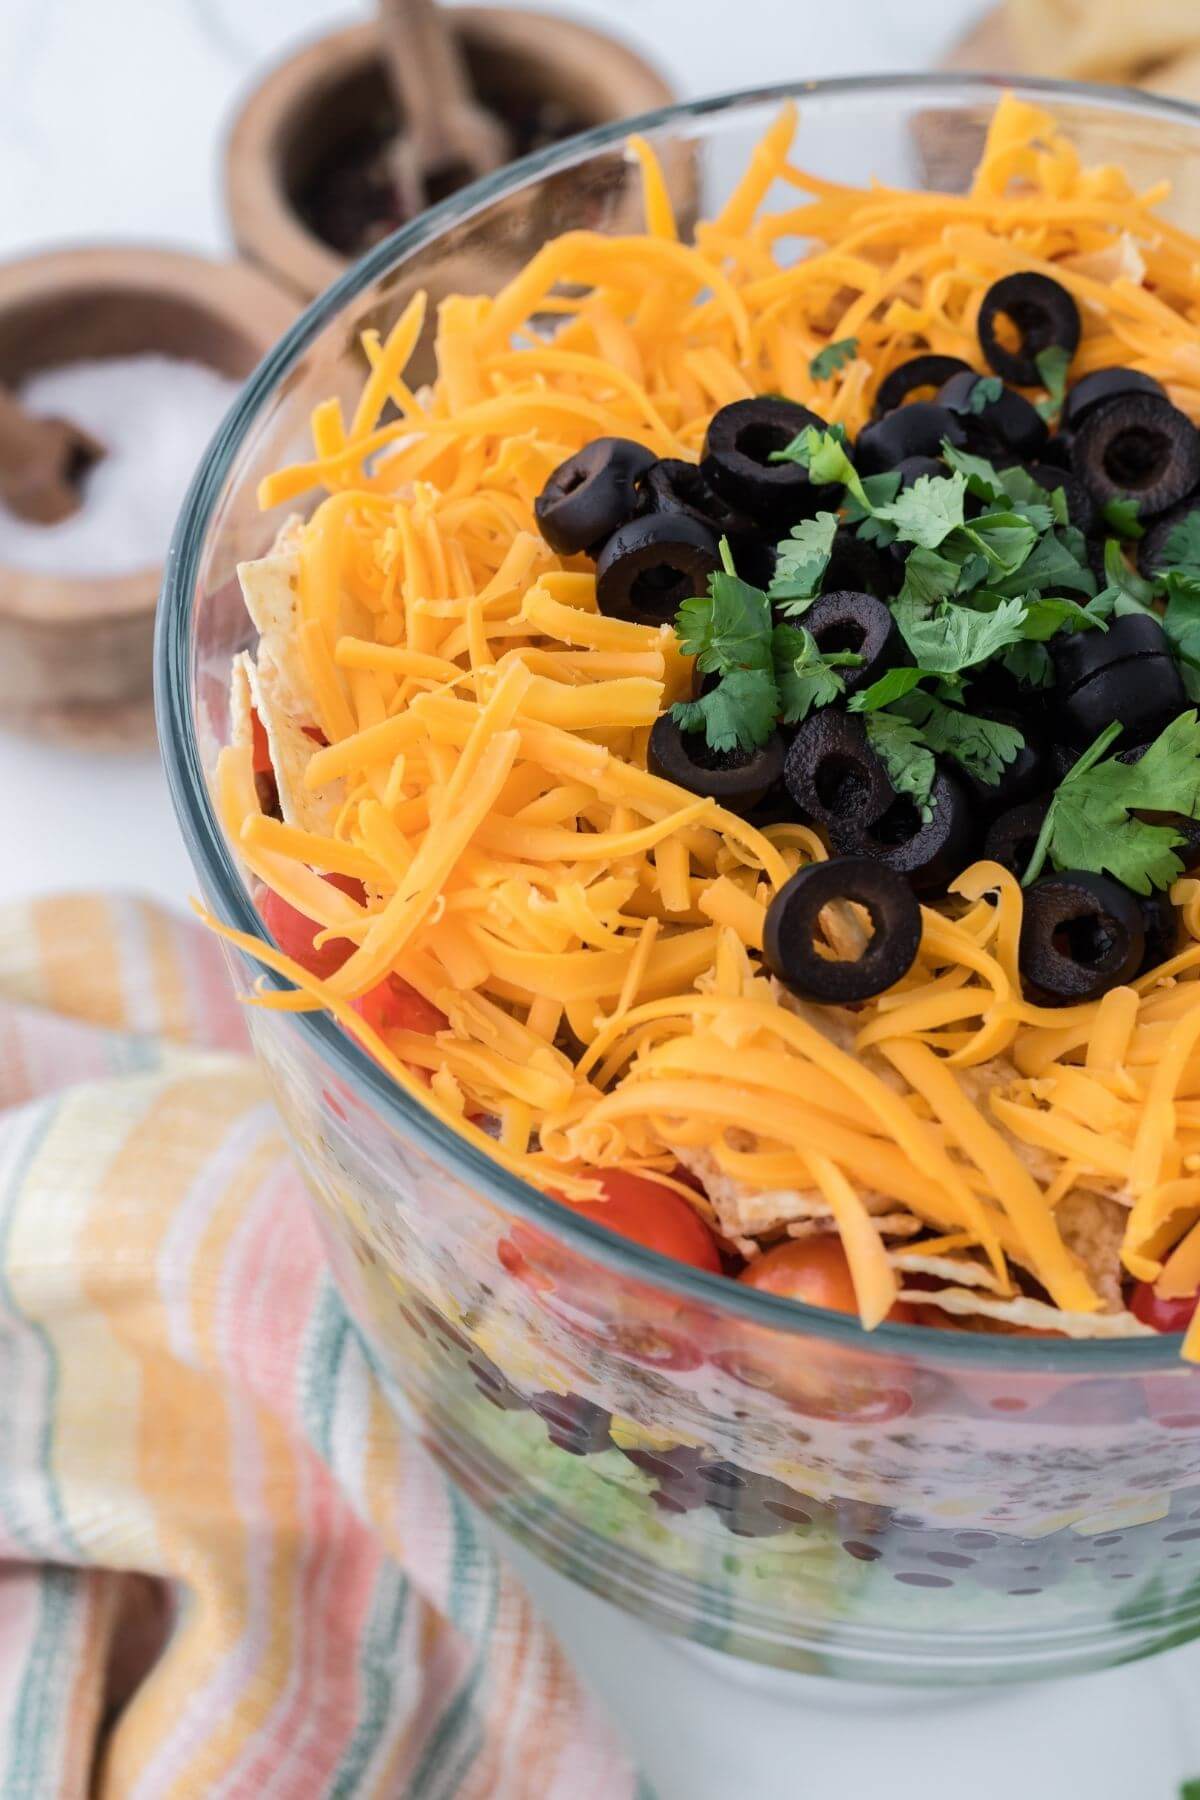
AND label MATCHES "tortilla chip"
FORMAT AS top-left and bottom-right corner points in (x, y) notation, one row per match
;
(889, 1250), (1007, 1292)
(1053, 1189), (1129, 1314)
(228, 651), (255, 759)
(896, 1285), (1153, 1339)
(792, 1213), (923, 1242)
(245, 652), (345, 838)
(237, 540), (313, 729)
